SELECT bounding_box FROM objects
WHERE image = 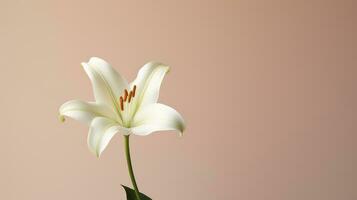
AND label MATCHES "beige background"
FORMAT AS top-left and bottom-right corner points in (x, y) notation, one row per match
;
(1, 0), (356, 199)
